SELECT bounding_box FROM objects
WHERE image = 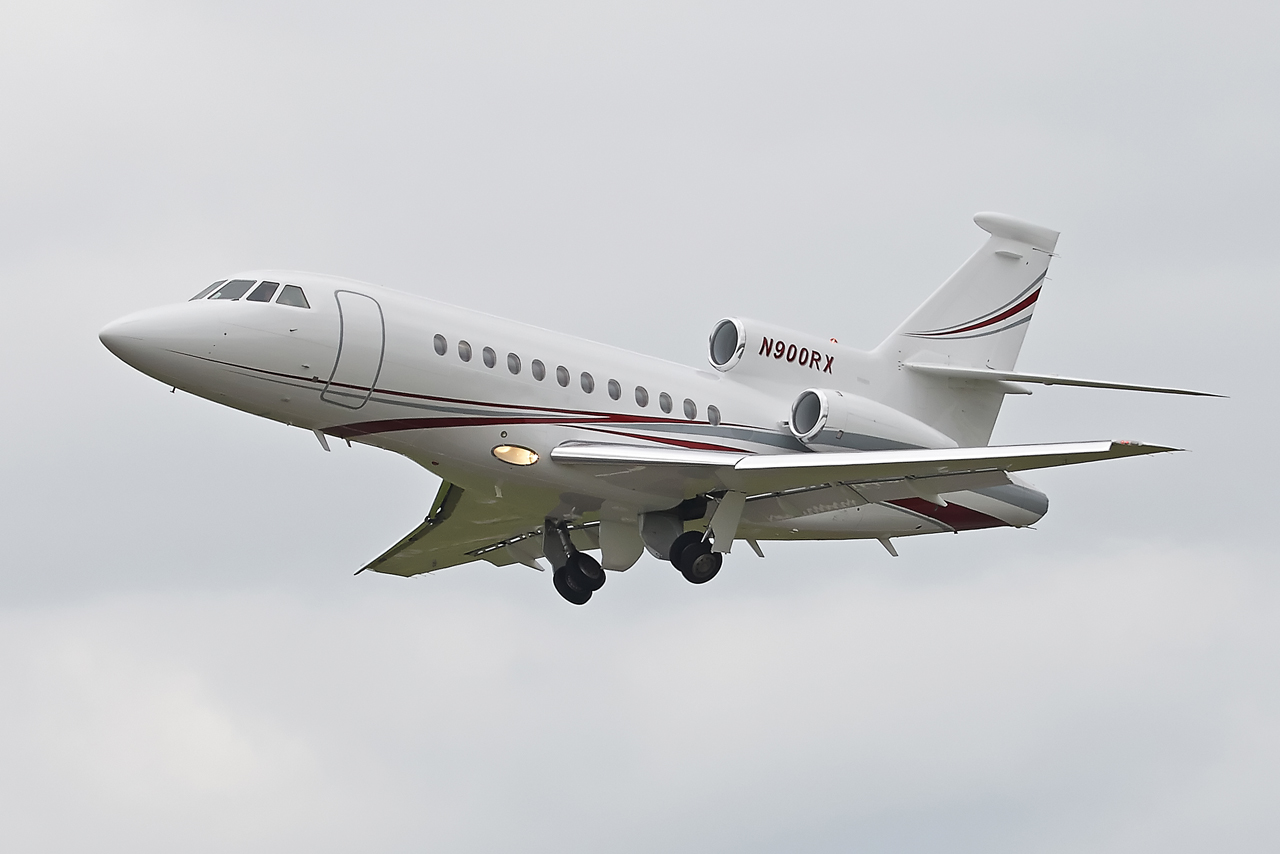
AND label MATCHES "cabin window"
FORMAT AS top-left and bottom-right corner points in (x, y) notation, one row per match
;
(531, 359), (546, 381)
(246, 281), (279, 302)
(209, 279), (256, 300)
(482, 347), (496, 368)
(581, 372), (595, 393)
(556, 366), (569, 387)
(507, 353), (521, 375)
(433, 334), (447, 355)
(683, 398), (697, 420)
(659, 392), (672, 413)
(276, 285), (310, 308)
(458, 340), (473, 362)
(190, 281), (225, 301)
(635, 386), (649, 407)
(607, 379), (621, 400)
(707, 405), (721, 427)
